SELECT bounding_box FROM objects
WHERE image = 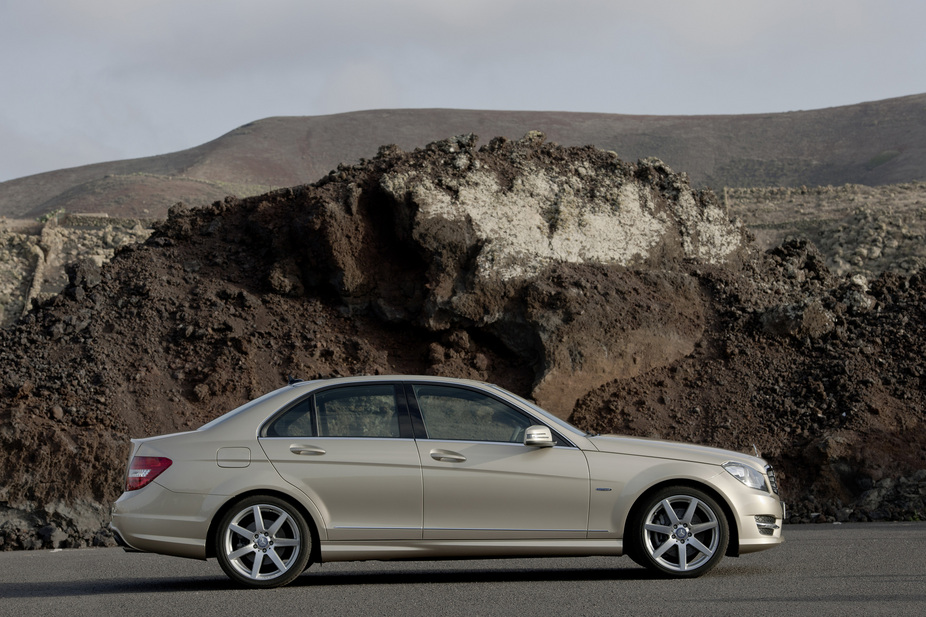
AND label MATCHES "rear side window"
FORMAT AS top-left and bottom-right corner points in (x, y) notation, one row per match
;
(265, 398), (315, 437)
(316, 385), (401, 438)
(265, 384), (402, 438)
